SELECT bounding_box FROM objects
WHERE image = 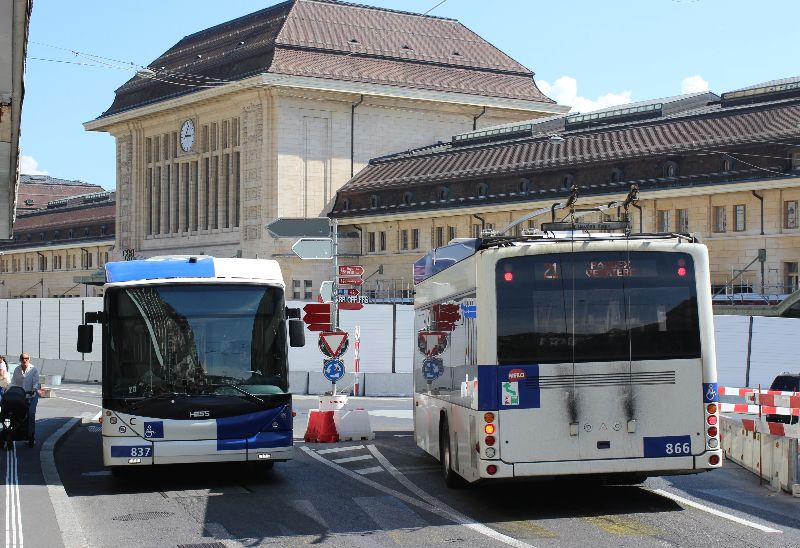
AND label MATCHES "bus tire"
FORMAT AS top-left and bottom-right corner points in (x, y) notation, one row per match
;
(439, 417), (465, 488)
